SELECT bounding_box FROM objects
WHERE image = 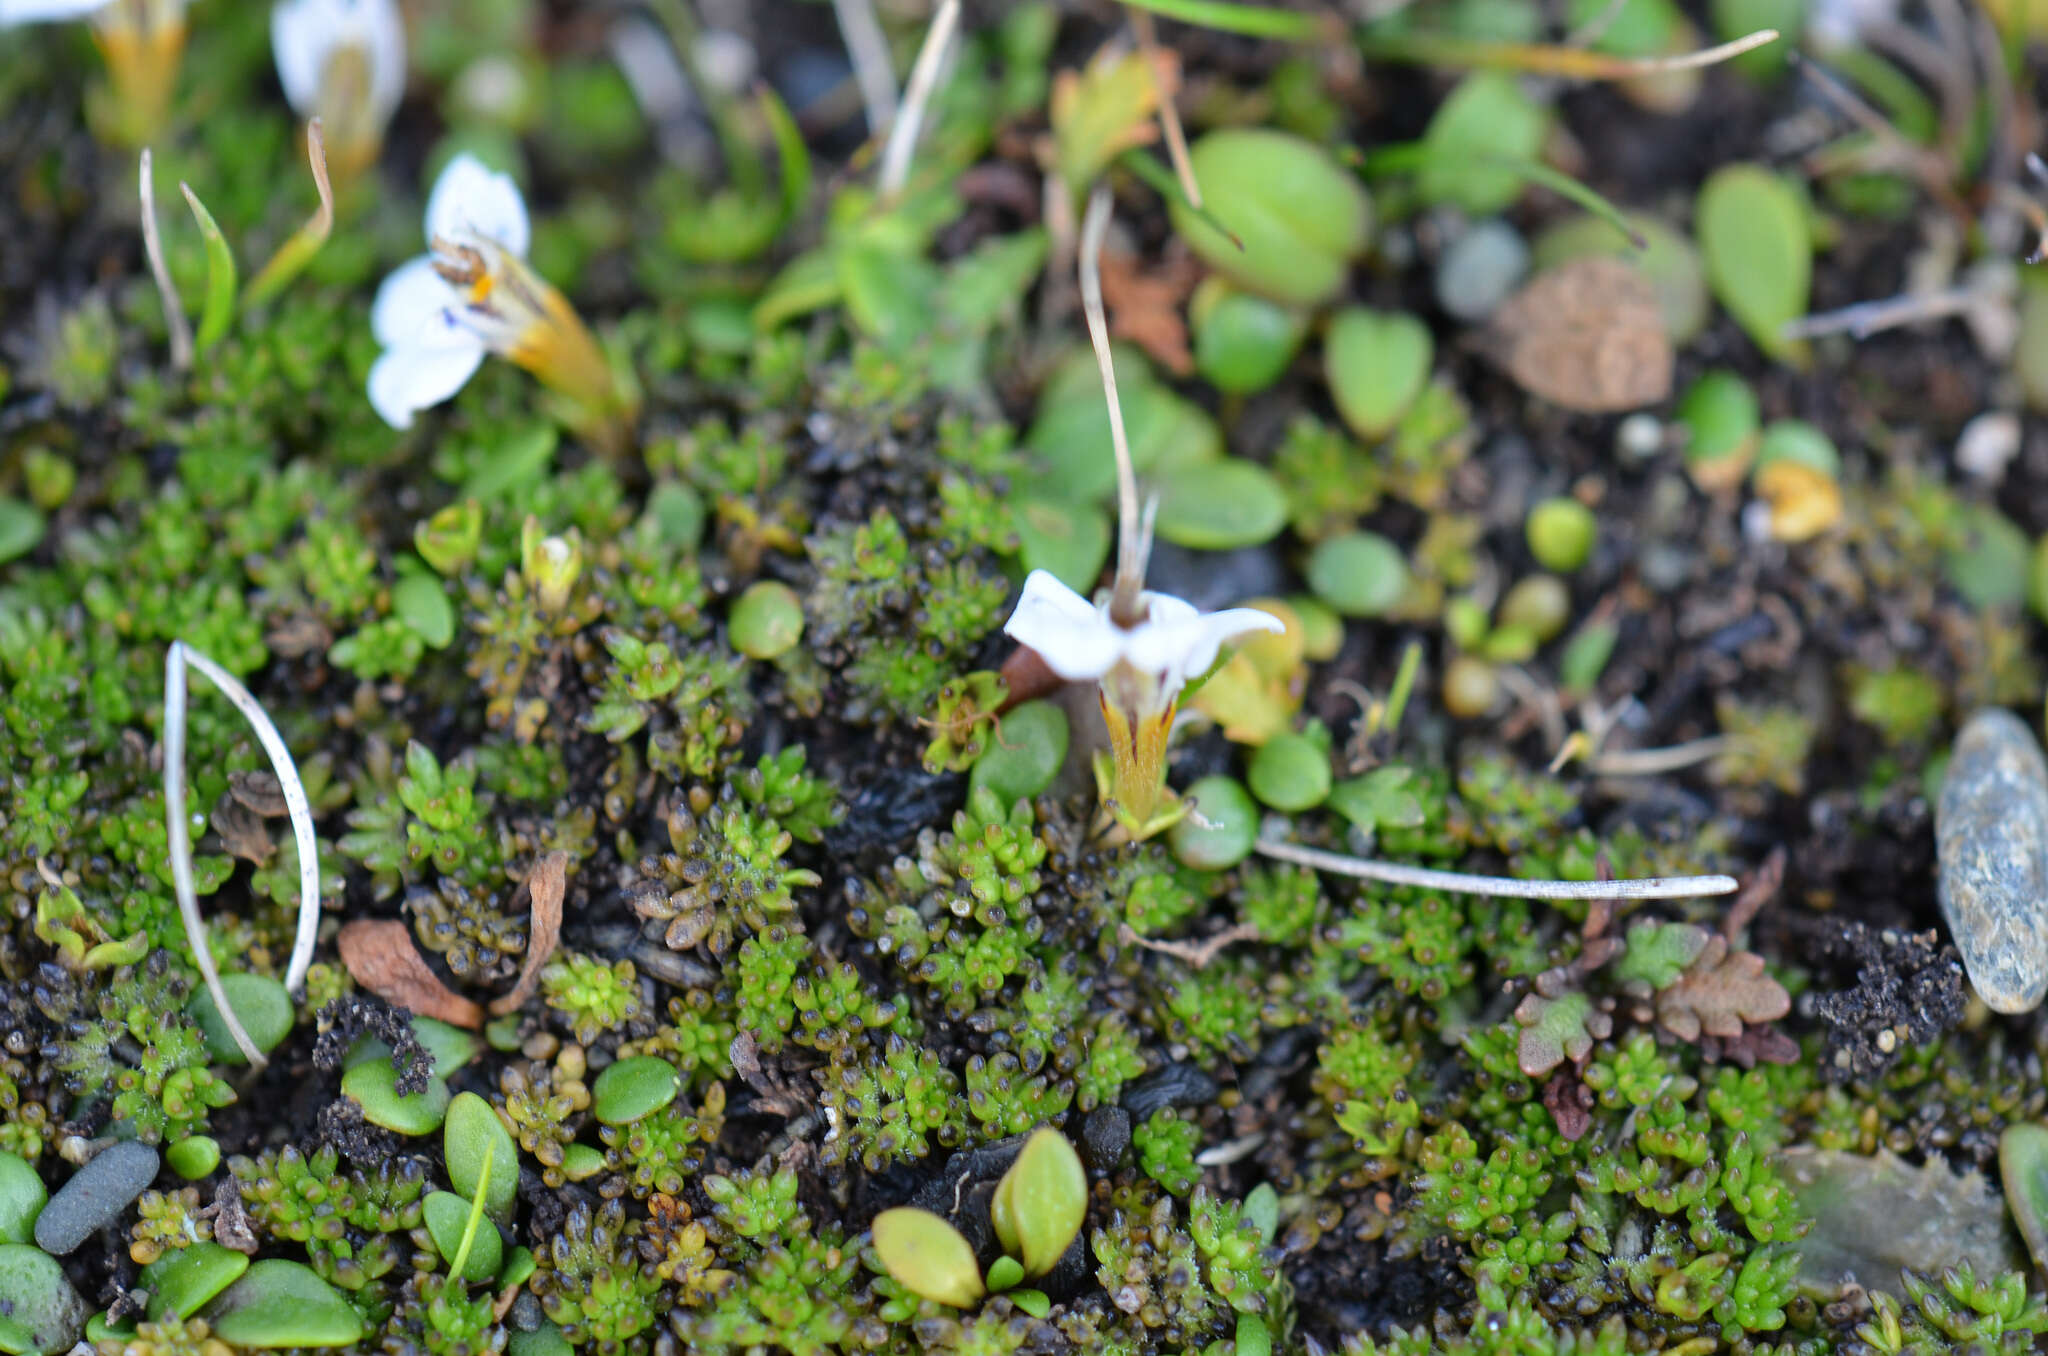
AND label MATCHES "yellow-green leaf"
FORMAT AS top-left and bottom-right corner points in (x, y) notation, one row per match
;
(871, 1208), (984, 1308)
